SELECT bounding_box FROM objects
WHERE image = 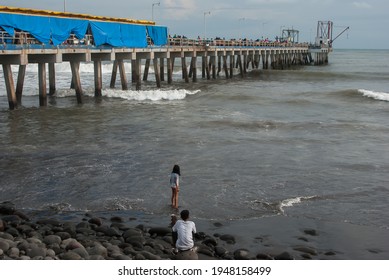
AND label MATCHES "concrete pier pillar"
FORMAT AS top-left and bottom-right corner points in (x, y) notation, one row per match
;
(131, 59), (136, 84)
(167, 57), (173, 84)
(191, 56), (197, 82)
(160, 58), (165, 82)
(237, 55), (244, 77)
(48, 63), (56, 95)
(2, 64), (17, 110)
(223, 56), (229, 79)
(38, 63), (47, 106)
(211, 56), (216, 79)
(154, 57), (161, 88)
(118, 60), (128, 90)
(110, 60), (118, 88)
(135, 58), (142, 90)
(229, 55), (234, 78)
(94, 60), (103, 97)
(202, 56), (206, 78)
(143, 59), (150, 81)
(16, 65), (26, 104)
(181, 57), (189, 83)
(70, 61), (83, 104)
(217, 56), (222, 76)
